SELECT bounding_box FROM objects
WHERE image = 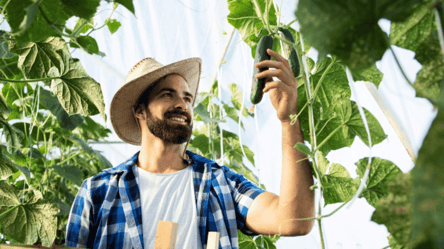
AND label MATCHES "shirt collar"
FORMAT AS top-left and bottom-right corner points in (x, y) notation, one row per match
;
(102, 150), (211, 174)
